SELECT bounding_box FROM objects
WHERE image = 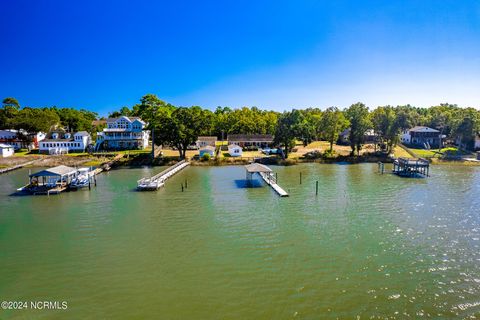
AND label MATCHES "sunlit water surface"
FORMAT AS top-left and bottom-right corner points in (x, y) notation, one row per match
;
(1, 164), (479, 319)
